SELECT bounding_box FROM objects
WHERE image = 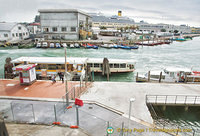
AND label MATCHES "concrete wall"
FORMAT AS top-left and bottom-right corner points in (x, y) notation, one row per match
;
(40, 12), (79, 40)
